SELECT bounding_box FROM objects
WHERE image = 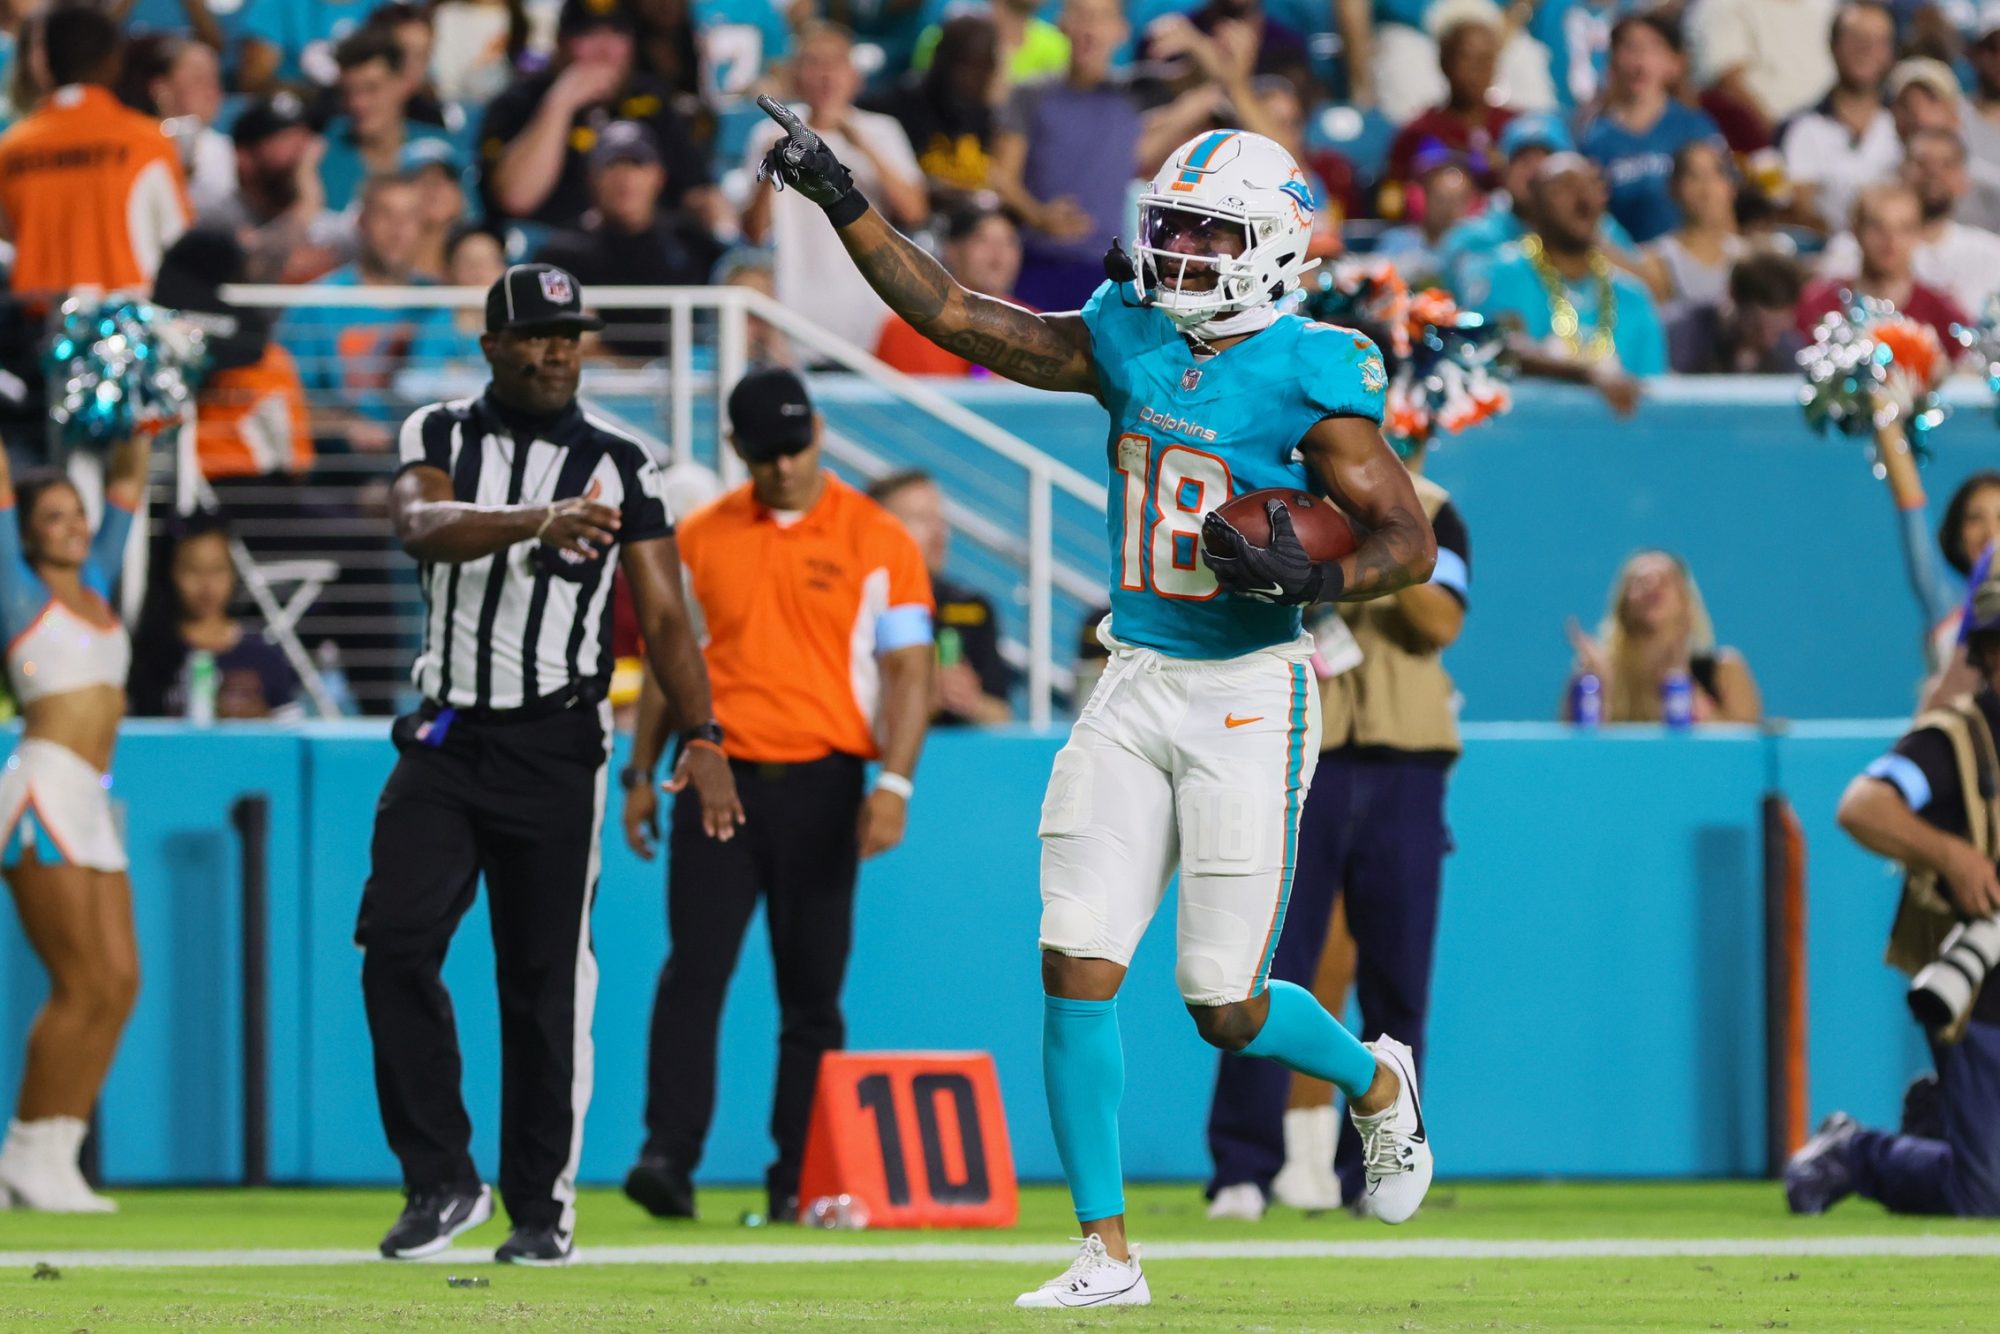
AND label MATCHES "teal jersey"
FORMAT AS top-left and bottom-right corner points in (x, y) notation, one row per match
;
(1079, 281), (1387, 661)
